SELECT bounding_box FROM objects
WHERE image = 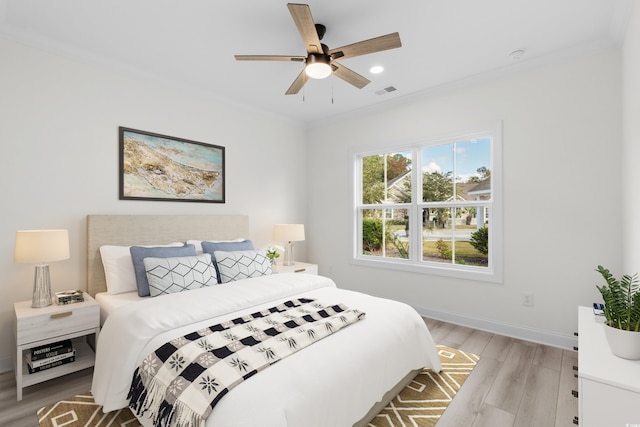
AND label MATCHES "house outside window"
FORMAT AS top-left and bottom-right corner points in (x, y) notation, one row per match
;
(352, 123), (503, 283)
